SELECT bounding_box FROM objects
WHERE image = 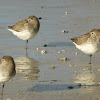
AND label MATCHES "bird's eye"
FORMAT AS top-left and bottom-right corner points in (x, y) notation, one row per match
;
(28, 19), (31, 21)
(91, 32), (94, 34)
